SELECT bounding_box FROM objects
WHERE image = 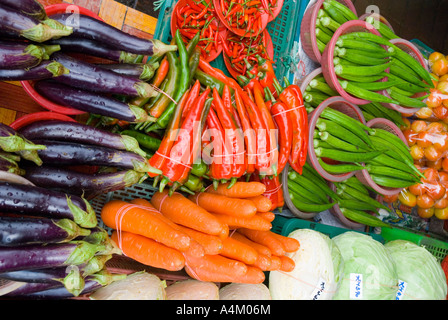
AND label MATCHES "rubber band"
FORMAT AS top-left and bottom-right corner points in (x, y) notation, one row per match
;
(155, 151), (193, 169)
(246, 147), (278, 157)
(271, 105), (305, 118)
(262, 183), (283, 195)
(150, 84), (177, 105)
